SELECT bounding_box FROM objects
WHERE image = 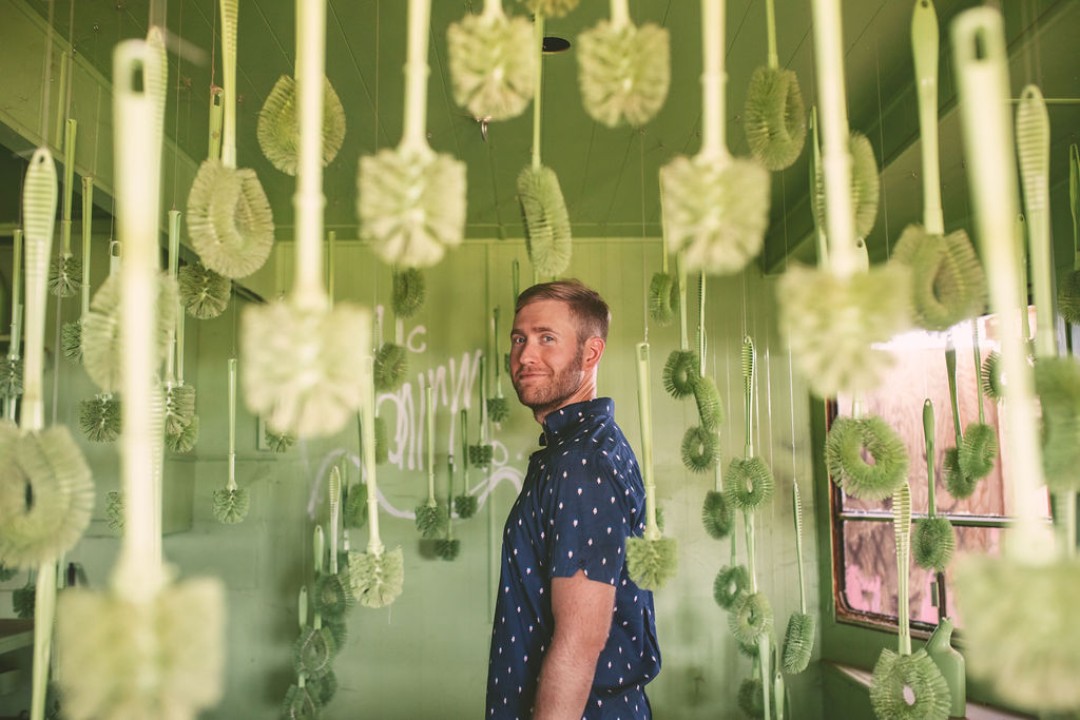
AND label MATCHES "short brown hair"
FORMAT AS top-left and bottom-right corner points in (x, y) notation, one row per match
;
(515, 279), (610, 342)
